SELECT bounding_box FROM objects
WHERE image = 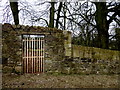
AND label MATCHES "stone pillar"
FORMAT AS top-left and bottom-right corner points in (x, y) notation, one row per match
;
(63, 30), (72, 57)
